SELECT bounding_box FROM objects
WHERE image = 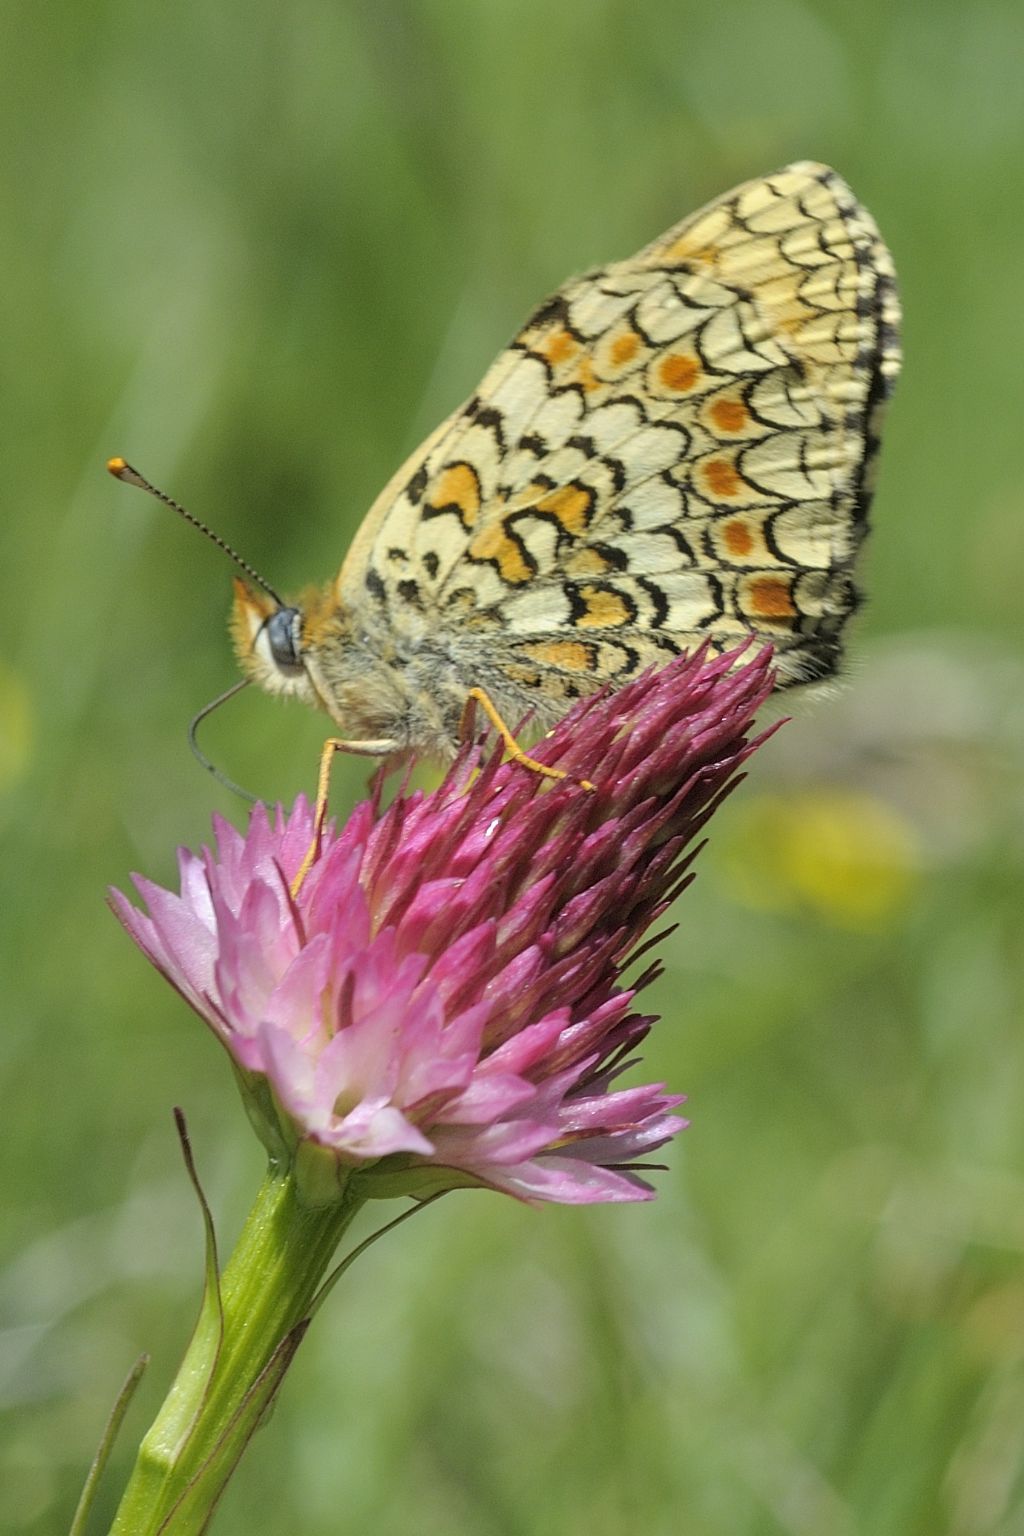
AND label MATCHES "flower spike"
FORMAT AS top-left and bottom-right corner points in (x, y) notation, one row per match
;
(112, 645), (775, 1205)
